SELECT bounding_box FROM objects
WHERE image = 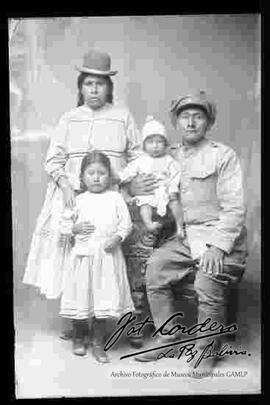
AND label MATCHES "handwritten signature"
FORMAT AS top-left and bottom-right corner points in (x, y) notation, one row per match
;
(104, 312), (250, 365)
